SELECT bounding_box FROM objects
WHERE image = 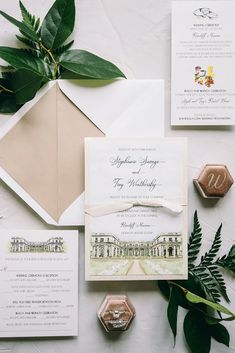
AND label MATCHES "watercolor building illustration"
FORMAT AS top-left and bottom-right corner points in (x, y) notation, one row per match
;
(91, 232), (182, 259)
(90, 232), (183, 276)
(10, 237), (64, 253)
